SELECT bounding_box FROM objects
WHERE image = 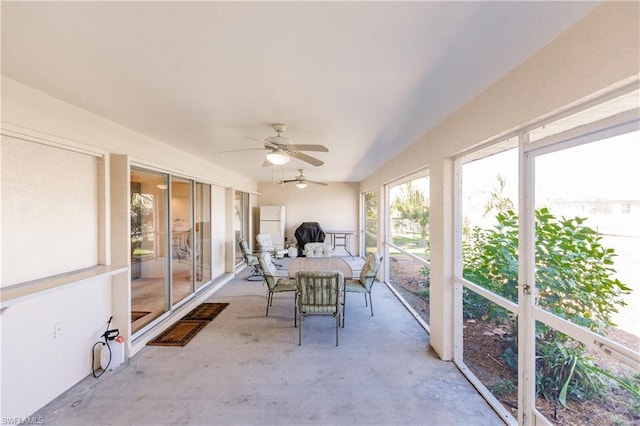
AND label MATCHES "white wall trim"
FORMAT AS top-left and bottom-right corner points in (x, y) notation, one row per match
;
(1, 122), (107, 158)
